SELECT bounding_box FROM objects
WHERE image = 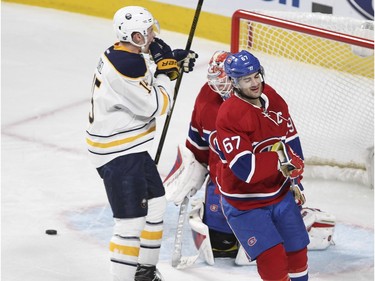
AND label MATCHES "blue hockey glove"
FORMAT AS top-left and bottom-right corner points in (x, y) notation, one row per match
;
(172, 49), (198, 73)
(149, 38), (179, 81)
